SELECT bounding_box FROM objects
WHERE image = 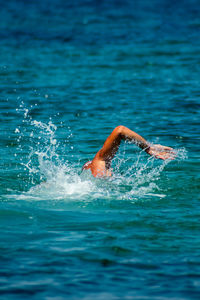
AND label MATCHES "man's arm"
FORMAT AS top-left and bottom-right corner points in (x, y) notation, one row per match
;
(94, 125), (174, 162)
(94, 126), (149, 162)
